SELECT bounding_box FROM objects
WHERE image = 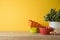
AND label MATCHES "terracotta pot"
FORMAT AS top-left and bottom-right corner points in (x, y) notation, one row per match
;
(39, 27), (54, 35)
